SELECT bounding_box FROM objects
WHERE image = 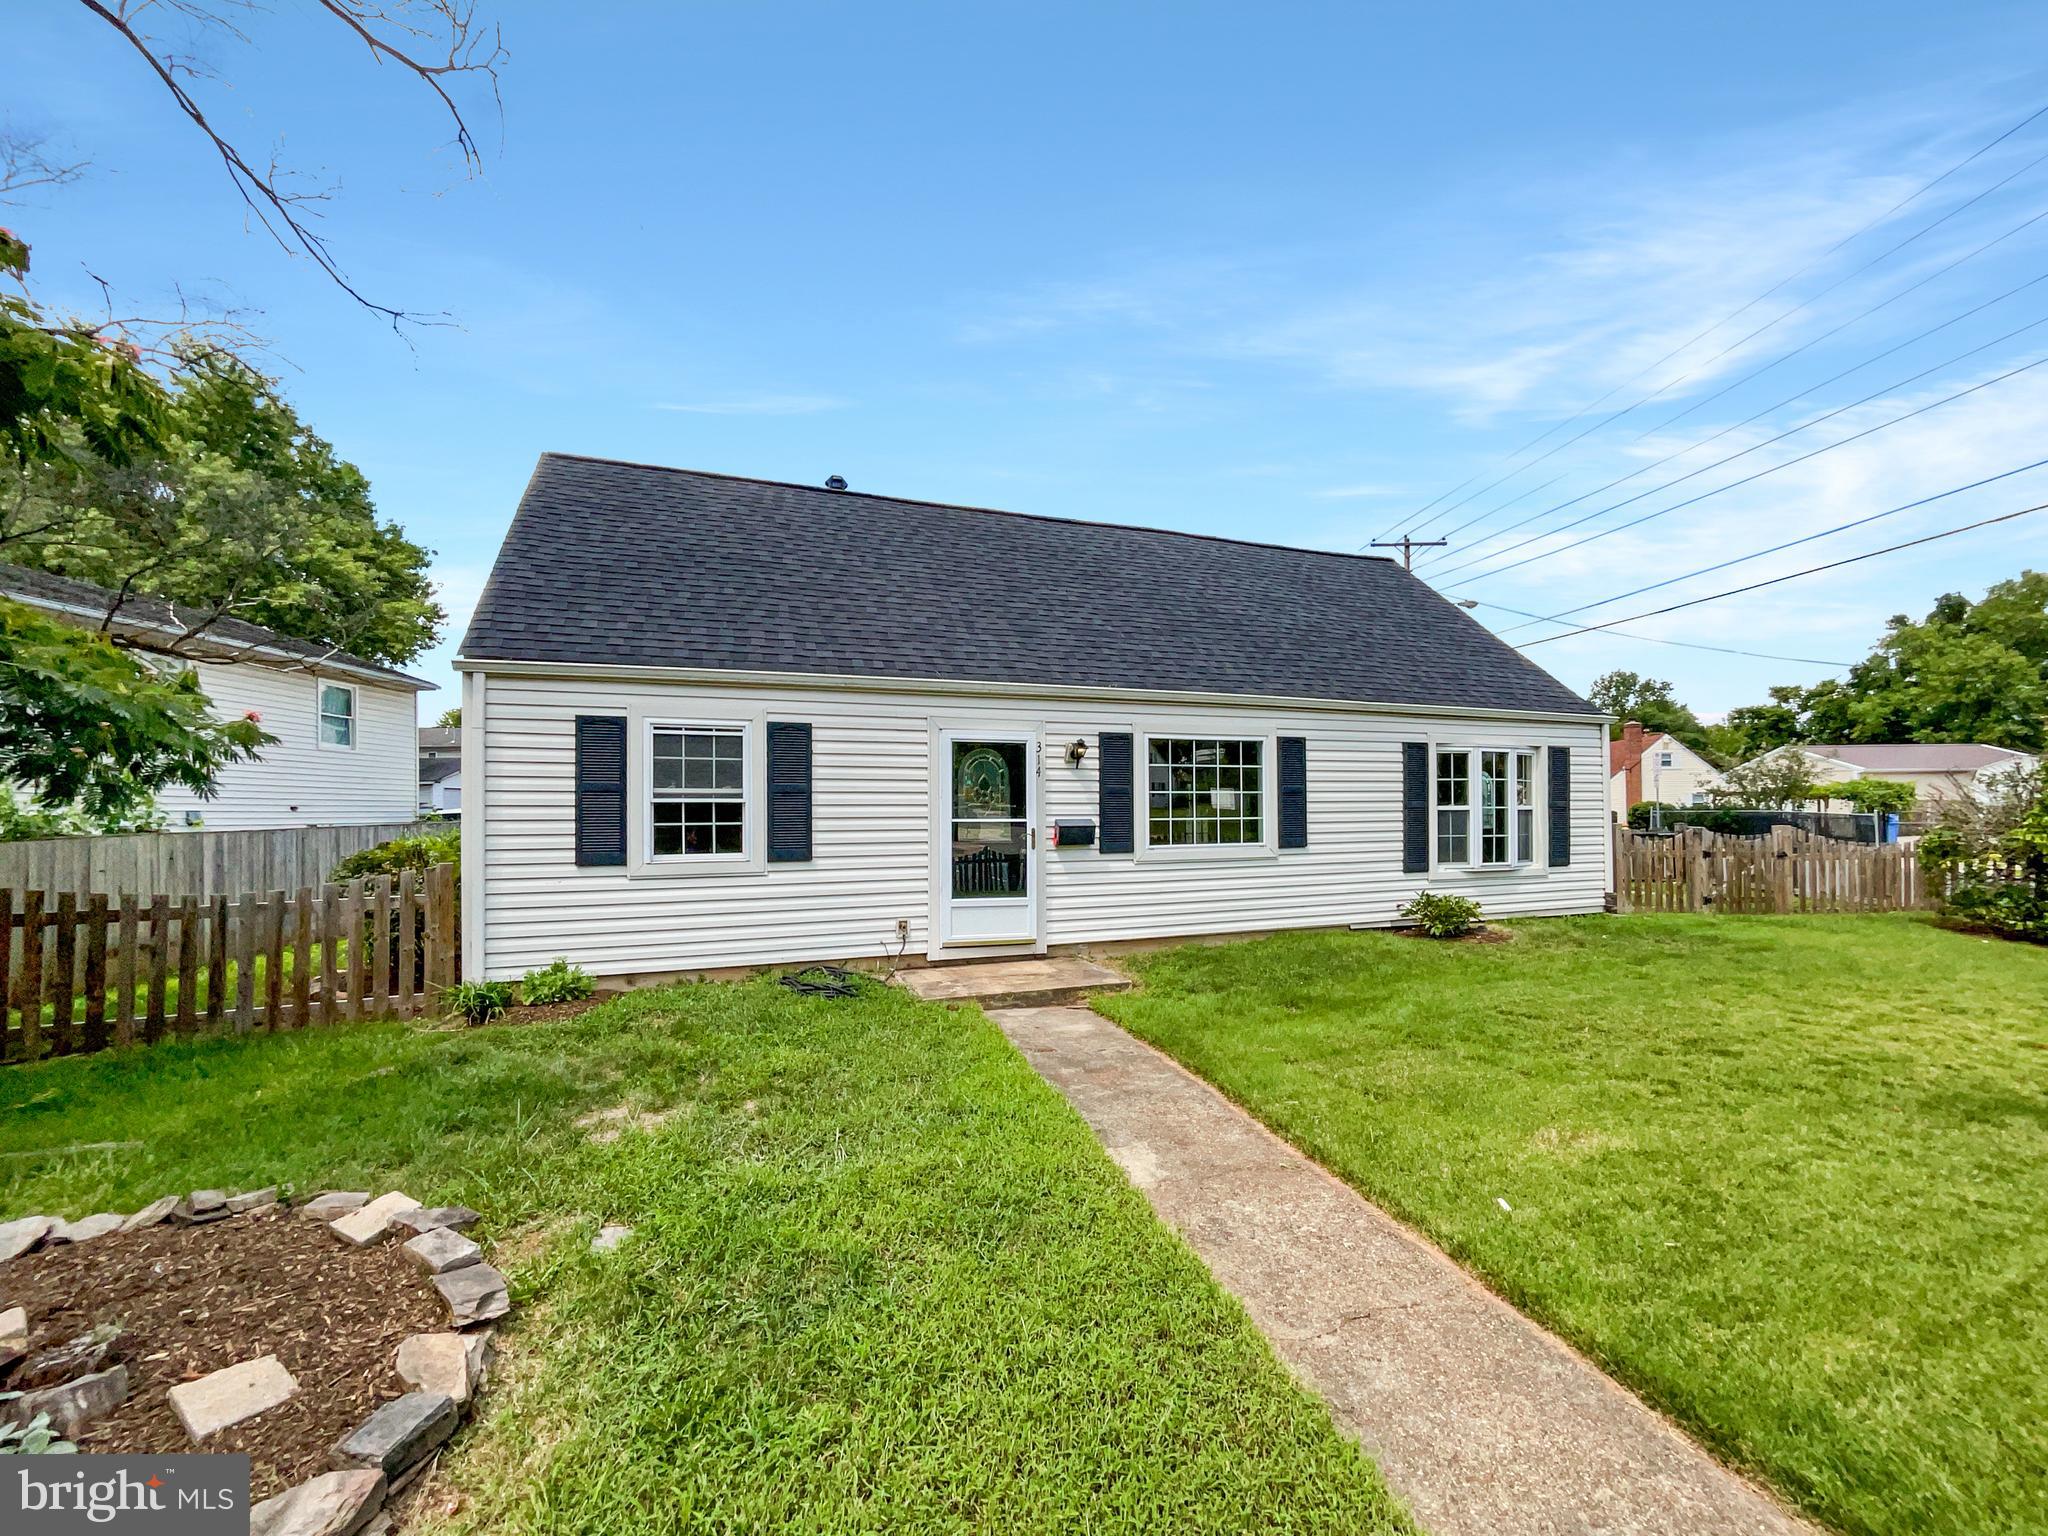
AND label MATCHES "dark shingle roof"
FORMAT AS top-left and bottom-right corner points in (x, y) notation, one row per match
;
(460, 454), (1598, 716)
(418, 756), (463, 786)
(0, 562), (433, 690)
